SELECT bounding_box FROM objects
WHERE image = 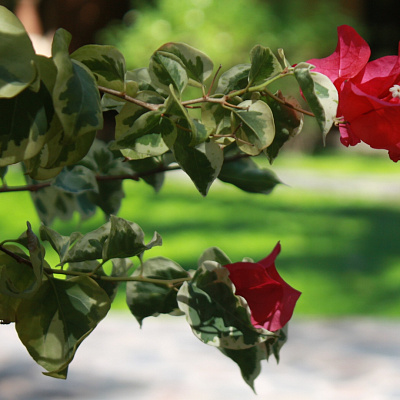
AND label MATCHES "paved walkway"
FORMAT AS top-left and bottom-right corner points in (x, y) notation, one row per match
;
(1, 314), (400, 400)
(274, 166), (400, 201)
